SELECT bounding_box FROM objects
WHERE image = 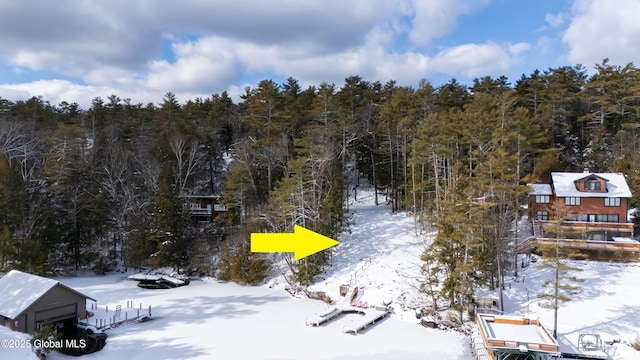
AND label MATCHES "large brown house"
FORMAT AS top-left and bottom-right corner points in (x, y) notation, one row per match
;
(528, 171), (634, 240)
